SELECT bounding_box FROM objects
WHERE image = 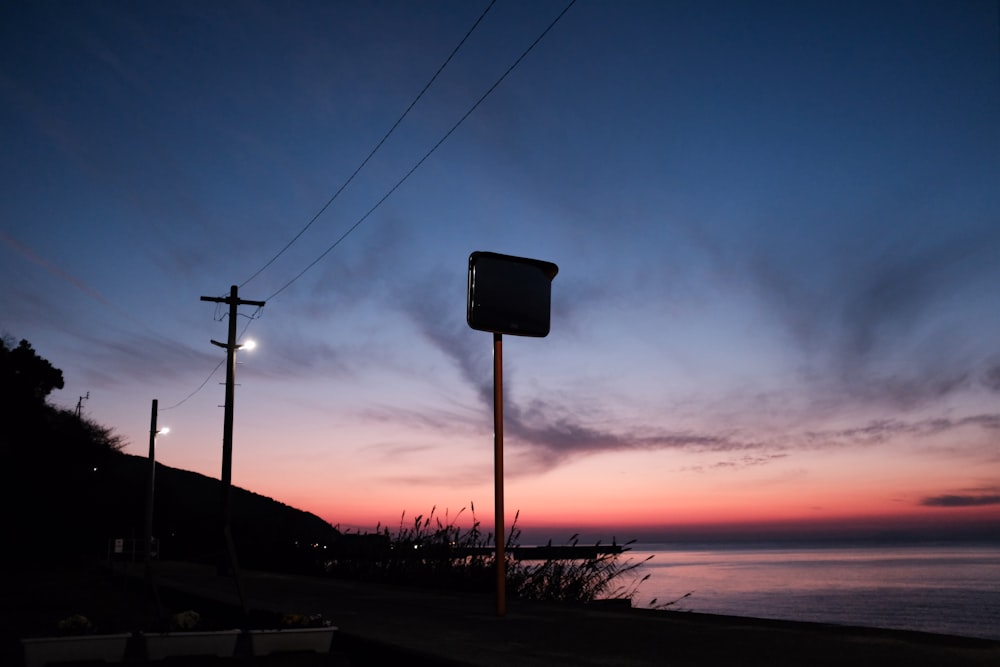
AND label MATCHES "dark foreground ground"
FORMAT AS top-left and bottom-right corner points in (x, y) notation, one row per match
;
(4, 560), (999, 666)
